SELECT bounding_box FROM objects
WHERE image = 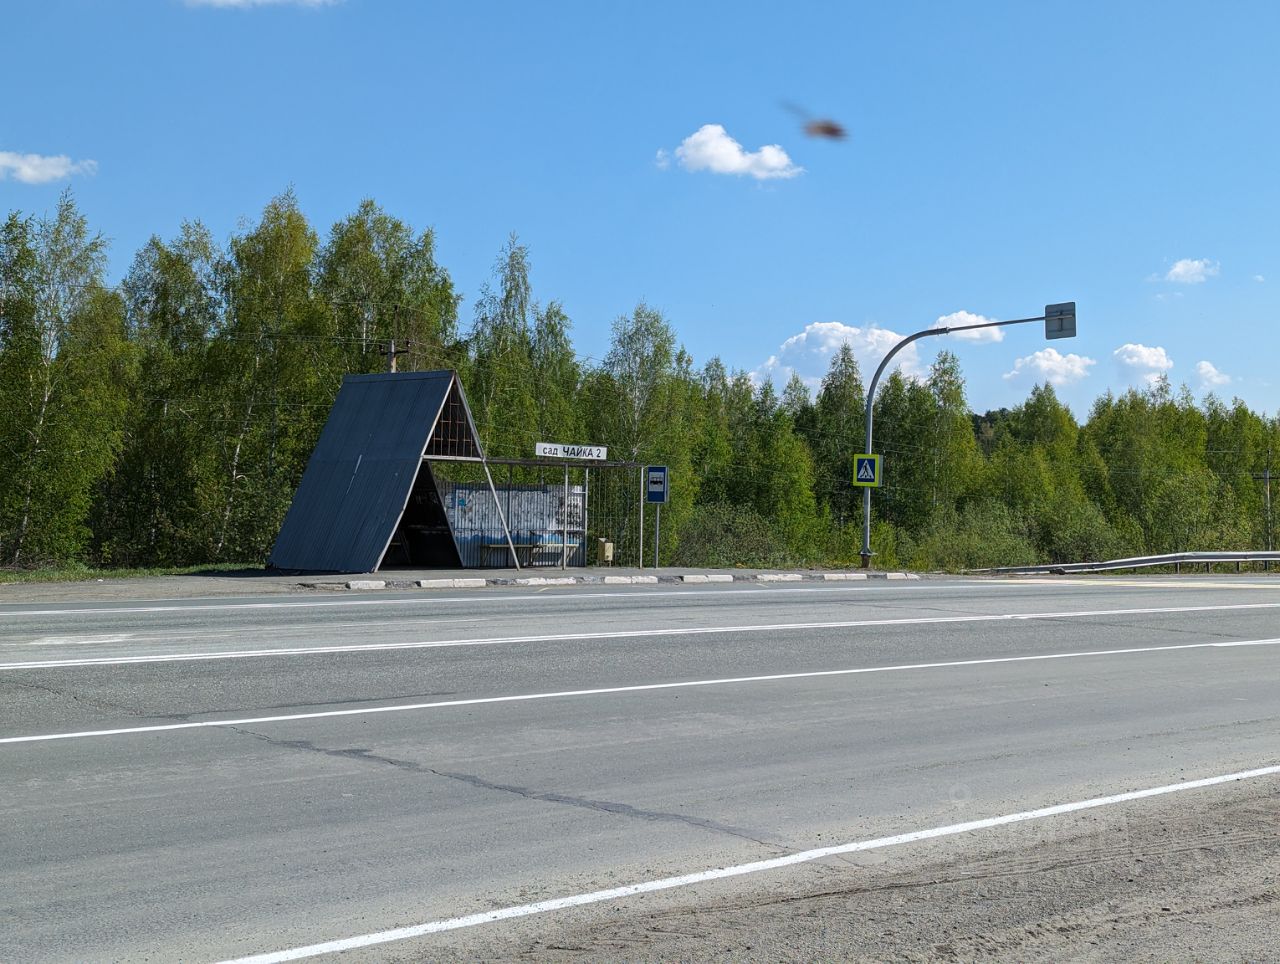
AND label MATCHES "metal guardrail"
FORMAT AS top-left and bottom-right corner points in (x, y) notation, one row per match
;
(973, 551), (1280, 576)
